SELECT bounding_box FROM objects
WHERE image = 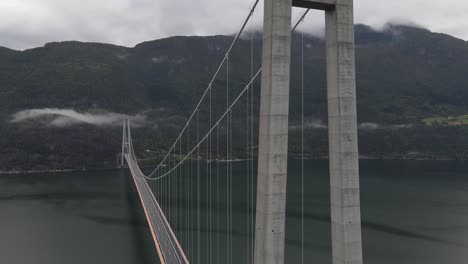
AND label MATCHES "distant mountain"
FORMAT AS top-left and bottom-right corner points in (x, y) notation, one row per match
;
(2, 24), (468, 171)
